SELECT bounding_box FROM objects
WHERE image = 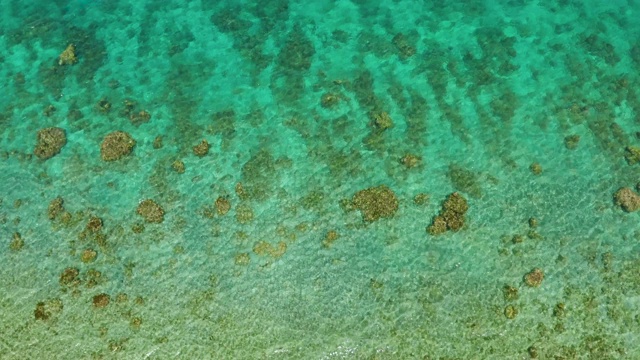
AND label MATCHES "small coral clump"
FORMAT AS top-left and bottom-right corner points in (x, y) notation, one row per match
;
(100, 131), (136, 161)
(564, 134), (580, 150)
(625, 146), (640, 165)
(321, 93), (340, 108)
(81, 249), (97, 263)
(400, 154), (421, 169)
(614, 187), (640, 212)
(34, 127), (67, 160)
(351, 185), (399, 222)
(392, 33), (416, 59)
(215, 196), (231, 215)
(86, 216), (103, 233)
(235, 203), (254, 224)
(48, 196), (65, 220)
(427, 192), (469, 235)
(58, 44), (77, 65)
(530, 162), (543, 175)
(93, 293), (110, 308)
(193, 139), (210, 157)
(523, 268), (544, 287)
(172, 160), (185, 174)
(322, 230), (340, 248)
(136, 199), (165, 223)
(369, 110), (394, 131)
(59, 267), (80, 286)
